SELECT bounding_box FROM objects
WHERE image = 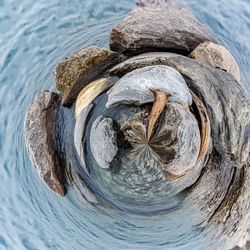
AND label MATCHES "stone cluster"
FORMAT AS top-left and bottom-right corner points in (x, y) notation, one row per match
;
(24, 1), (249, 249)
